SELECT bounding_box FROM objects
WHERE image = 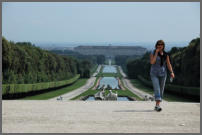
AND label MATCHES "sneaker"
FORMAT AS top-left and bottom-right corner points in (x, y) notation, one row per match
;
(154, 106), (162, 112)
